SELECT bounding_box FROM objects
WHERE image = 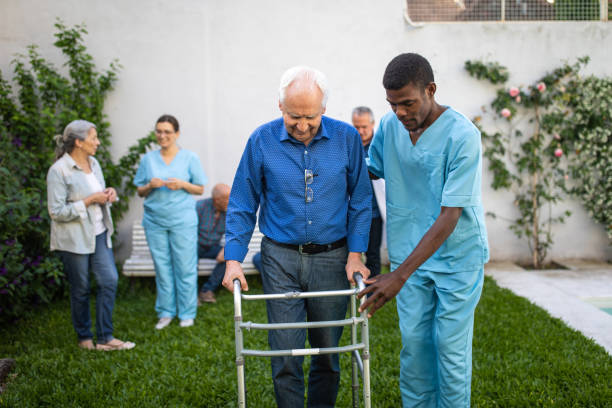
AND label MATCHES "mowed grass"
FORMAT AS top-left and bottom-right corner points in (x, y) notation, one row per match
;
(0, 274), (610, 407)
